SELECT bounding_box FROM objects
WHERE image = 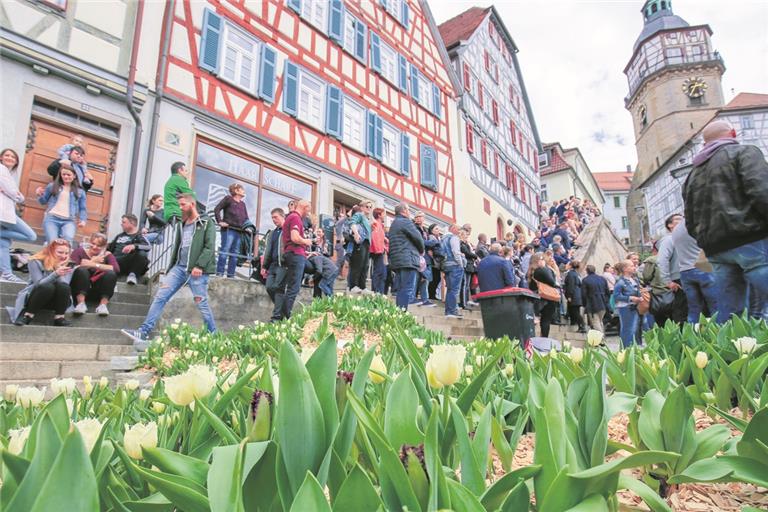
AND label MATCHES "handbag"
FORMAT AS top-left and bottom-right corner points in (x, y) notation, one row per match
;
(534, 279), (561, 302)
(637, 289), (651, 315)
(650, 289), (676, 316)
